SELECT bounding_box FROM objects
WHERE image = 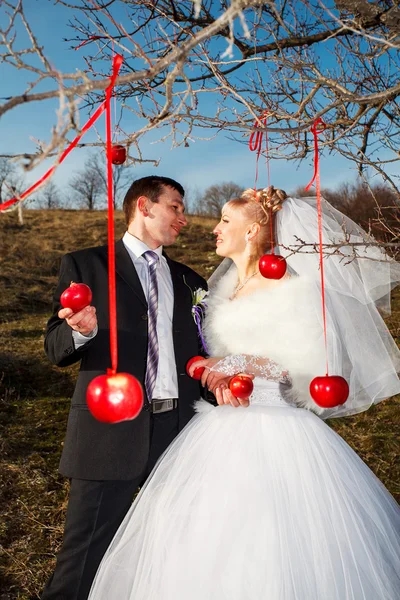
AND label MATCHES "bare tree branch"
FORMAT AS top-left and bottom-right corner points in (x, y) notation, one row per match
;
(0, 0), (399, 198)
